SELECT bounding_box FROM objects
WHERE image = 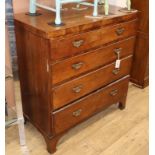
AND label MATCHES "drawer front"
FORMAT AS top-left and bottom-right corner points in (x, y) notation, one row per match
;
(53, 77), (129, 134)
(50, 20), (137, 61)
(52, 56), (132, 110)
(52, 37), (135, 84)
